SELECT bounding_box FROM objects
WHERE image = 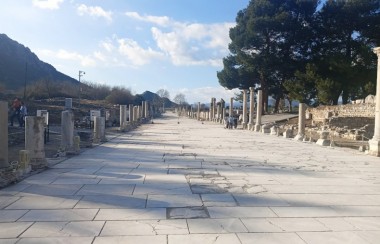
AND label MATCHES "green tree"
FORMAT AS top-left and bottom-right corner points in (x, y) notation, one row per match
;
(219, 0), (318, 112)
